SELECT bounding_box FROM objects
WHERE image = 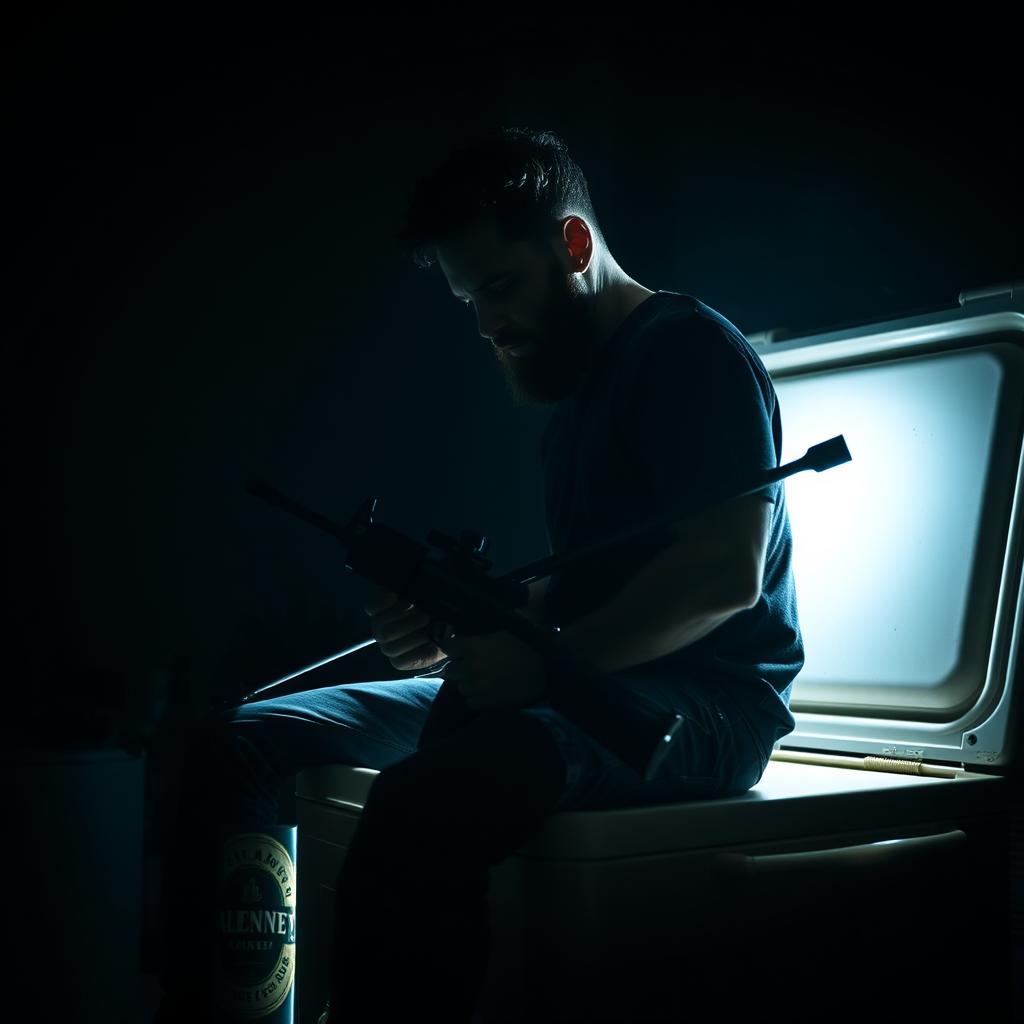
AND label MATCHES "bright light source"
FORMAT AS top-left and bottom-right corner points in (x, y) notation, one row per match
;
(776, 349), (1002, 690)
